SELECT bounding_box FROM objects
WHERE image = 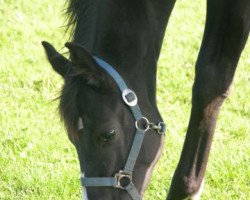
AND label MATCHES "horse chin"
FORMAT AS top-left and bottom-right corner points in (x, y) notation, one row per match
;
(141, 136), (165, 195)
(140, 164), (159, 195)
